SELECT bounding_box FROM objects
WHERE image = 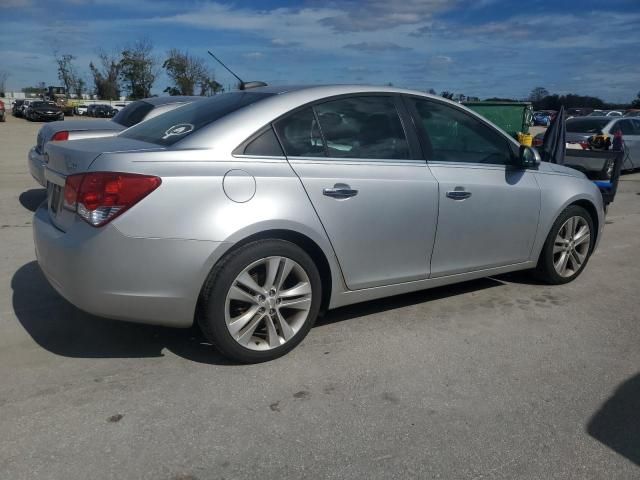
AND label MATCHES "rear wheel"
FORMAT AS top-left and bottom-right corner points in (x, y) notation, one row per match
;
(198, 239), (322, 363)
(534, 205), (594, 284)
